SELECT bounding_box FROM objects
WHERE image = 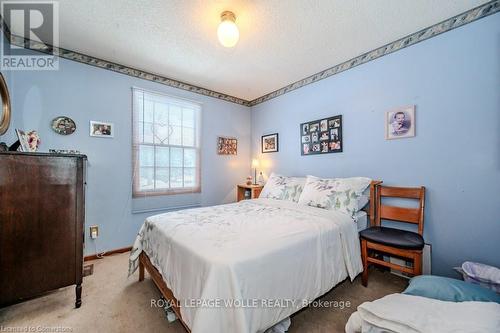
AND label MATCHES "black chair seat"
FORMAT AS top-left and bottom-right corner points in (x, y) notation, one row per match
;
(360, 226), (424, 250)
